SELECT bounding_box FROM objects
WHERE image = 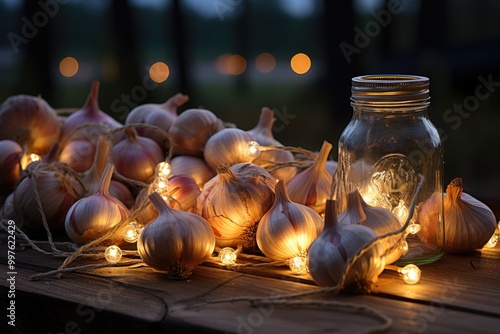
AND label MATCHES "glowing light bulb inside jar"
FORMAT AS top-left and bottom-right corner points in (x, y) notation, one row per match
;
(219, 247), (238, 265)
(123, 221), (140, 243)
(399, 264), (421, 284)
(105, 245), (122, 264)
(247, 141), (261, 160)
(288, 256), (308, 275)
